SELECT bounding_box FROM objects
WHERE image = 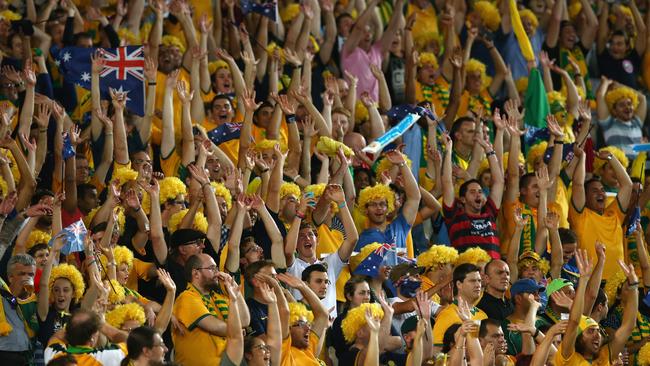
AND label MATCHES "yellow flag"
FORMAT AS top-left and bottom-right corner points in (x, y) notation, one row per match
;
(510, 0), (535, 62)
